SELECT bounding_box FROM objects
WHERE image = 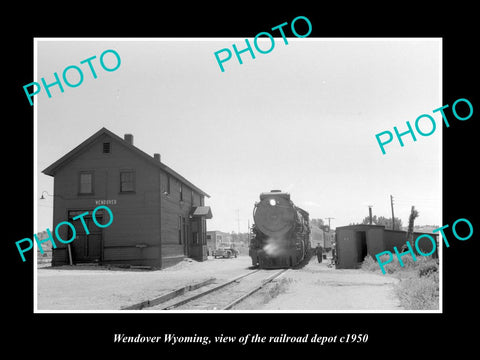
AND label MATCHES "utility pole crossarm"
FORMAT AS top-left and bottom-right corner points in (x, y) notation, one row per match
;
(324, 217), (335, 230)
